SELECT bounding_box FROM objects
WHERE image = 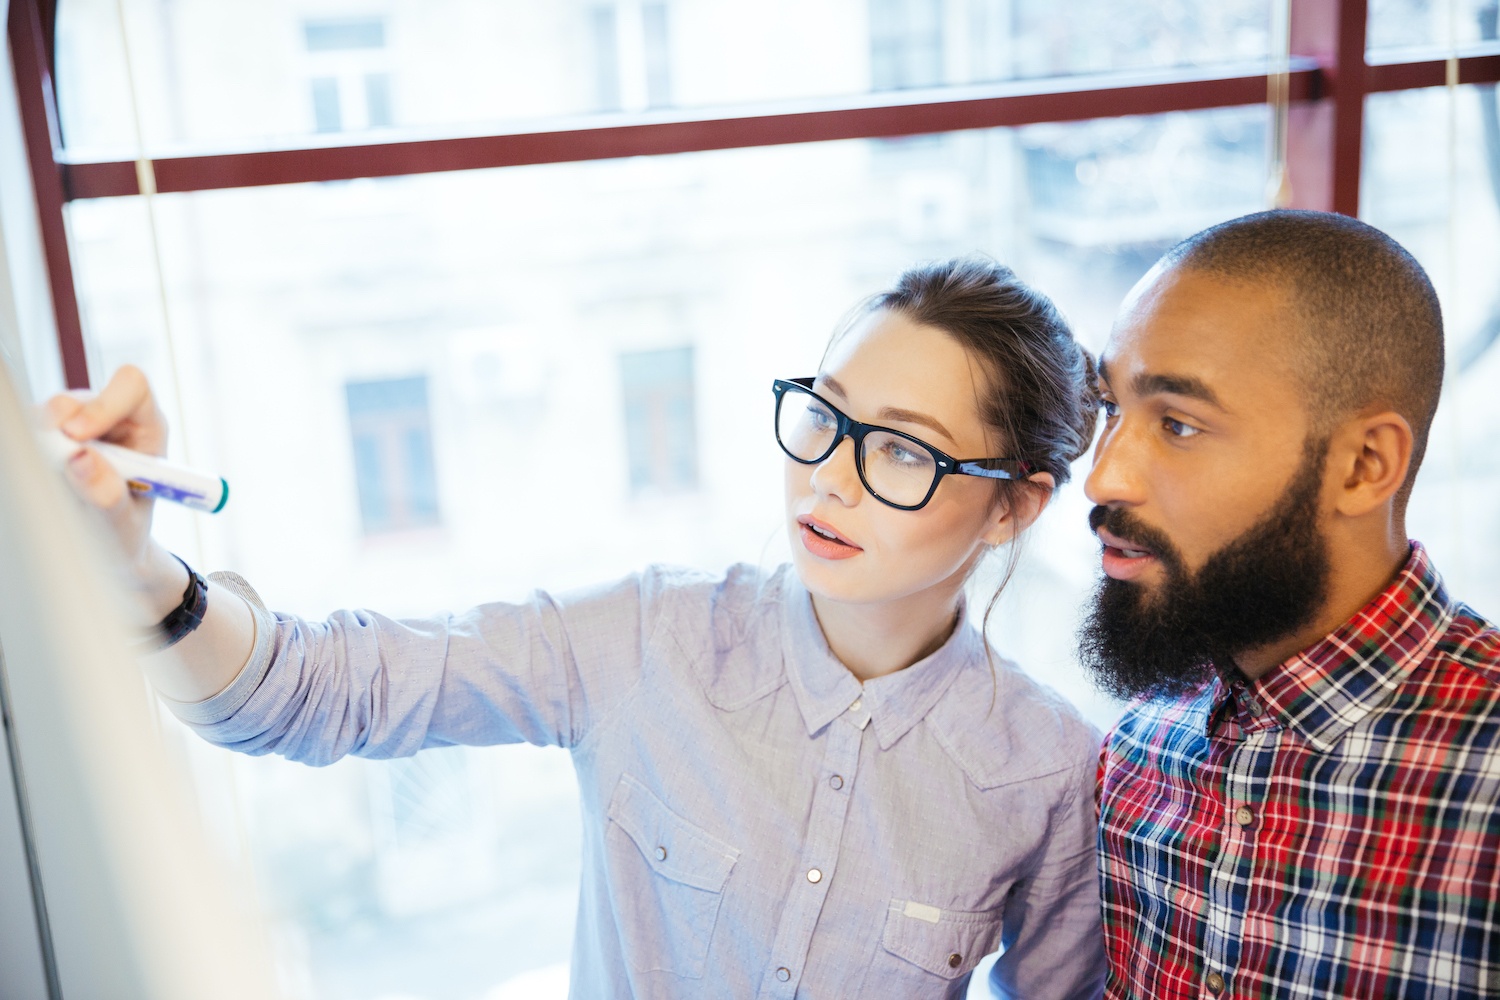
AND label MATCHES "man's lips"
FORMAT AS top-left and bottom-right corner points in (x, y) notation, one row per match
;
(1095, 526), (1158, 581)
(1095, 527), (1154, 559)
